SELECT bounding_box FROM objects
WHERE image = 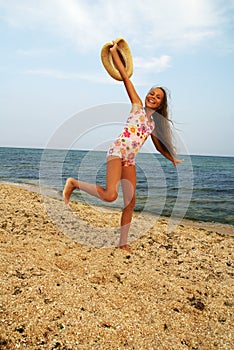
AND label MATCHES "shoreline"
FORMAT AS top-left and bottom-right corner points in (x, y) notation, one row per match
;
(1, 180), (233, 237)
